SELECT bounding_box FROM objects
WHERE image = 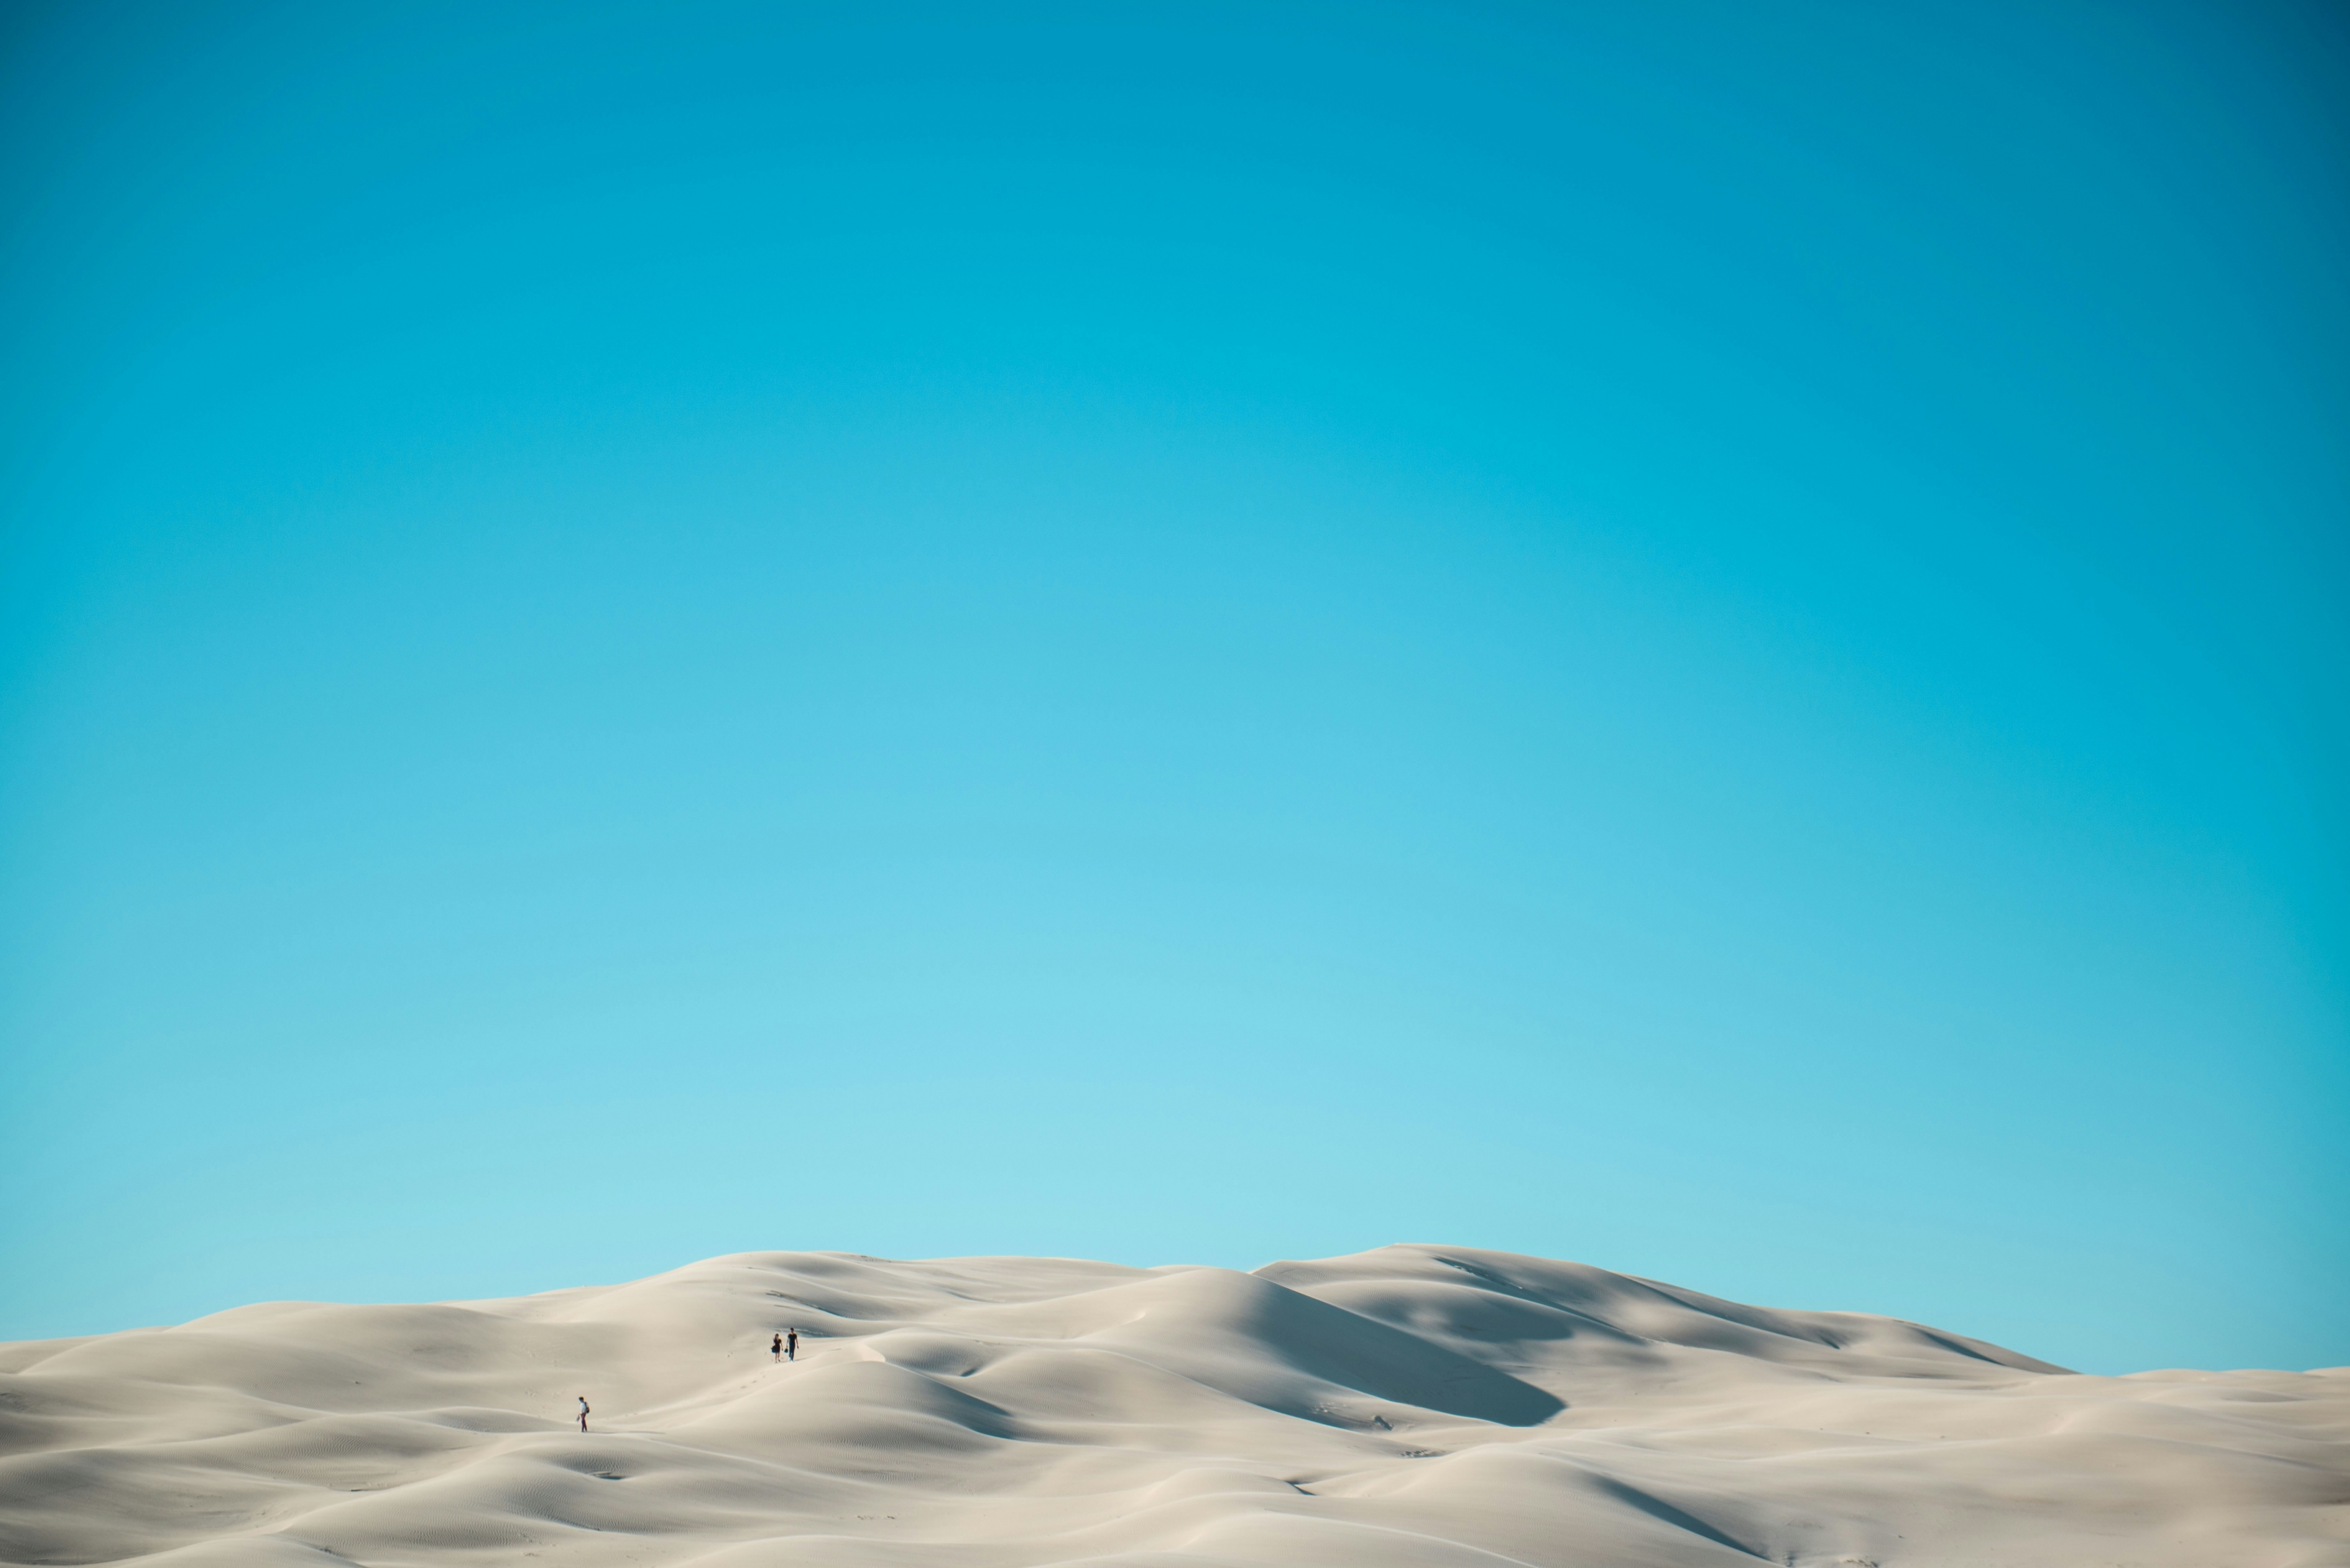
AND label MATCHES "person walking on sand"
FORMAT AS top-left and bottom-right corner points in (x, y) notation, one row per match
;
(576, 1396), (590, 1433)
(786, 1328), (798, 1362)
(771, 1333), (783, 1362)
